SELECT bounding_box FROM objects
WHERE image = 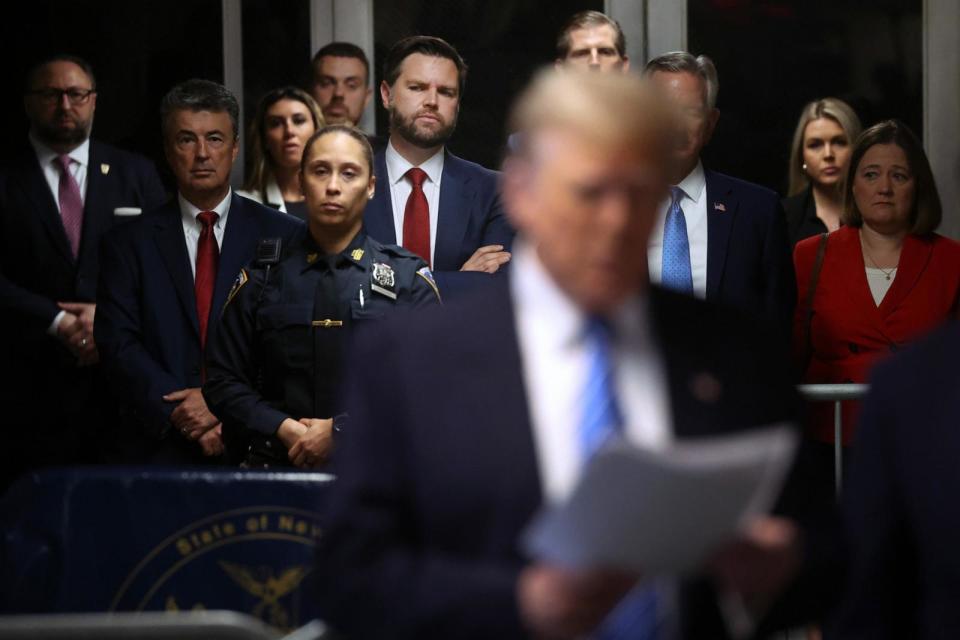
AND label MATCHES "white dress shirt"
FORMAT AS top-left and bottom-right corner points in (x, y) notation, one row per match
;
(30, 133), (90, 211)
(32, 134), (91, 336)
(648, 160), (709, 298)
(510, 241), (673, 503)
(179, 190), (232, 279)
(385, 141), (444, 261)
